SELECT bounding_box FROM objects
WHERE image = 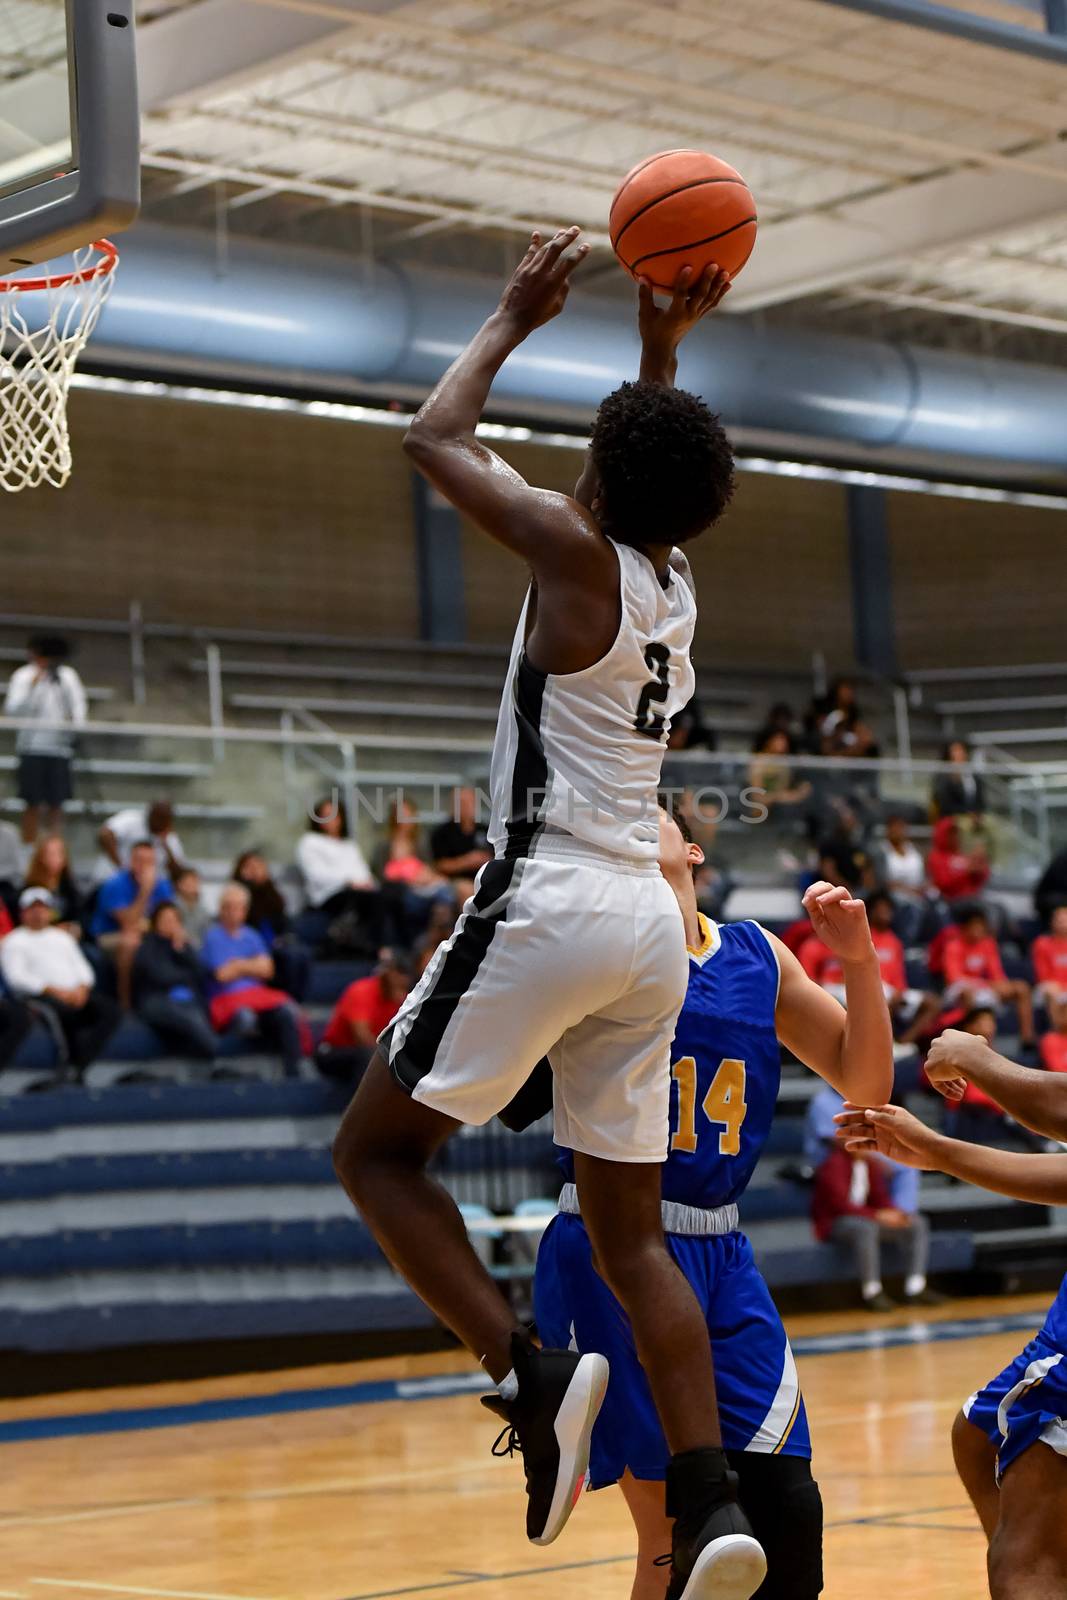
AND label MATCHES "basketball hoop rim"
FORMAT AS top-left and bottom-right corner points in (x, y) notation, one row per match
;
(0, 239), (119, 295)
